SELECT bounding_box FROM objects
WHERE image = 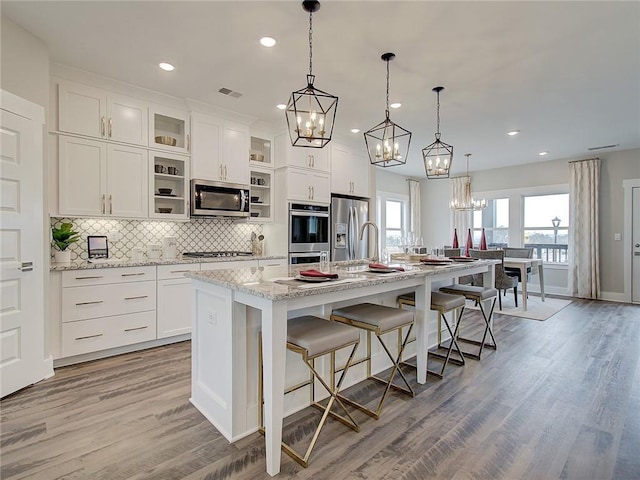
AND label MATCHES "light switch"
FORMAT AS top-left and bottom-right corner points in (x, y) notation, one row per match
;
(614, 233), (622, 241)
